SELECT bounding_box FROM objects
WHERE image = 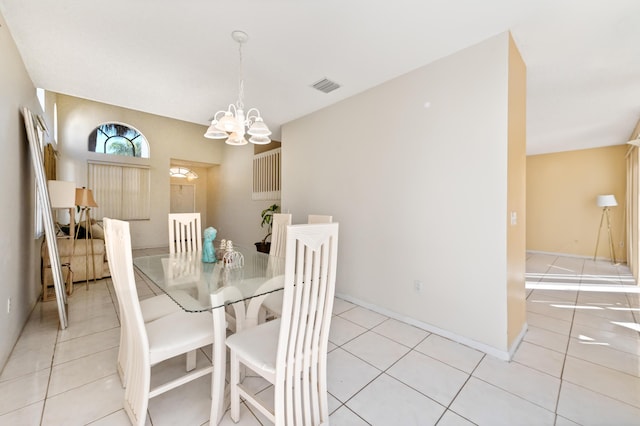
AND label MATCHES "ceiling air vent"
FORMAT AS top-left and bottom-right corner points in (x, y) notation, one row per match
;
(311, 78), (341, 94)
